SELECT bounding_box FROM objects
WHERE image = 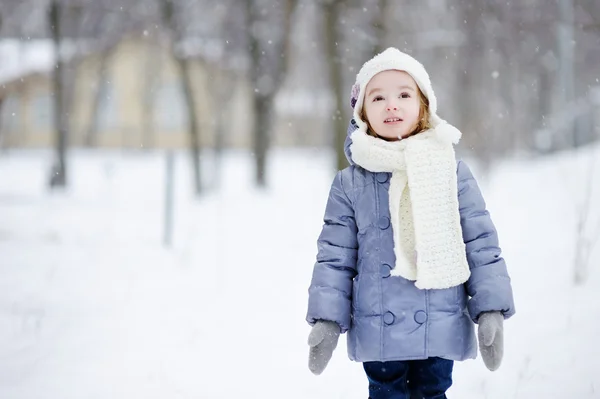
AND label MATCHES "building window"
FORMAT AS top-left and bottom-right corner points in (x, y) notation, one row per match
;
(32, 93), (55, 130)
(97, 81), (118, 131)
(154, 80), (188, 132)
(0, 95), (20, 132)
